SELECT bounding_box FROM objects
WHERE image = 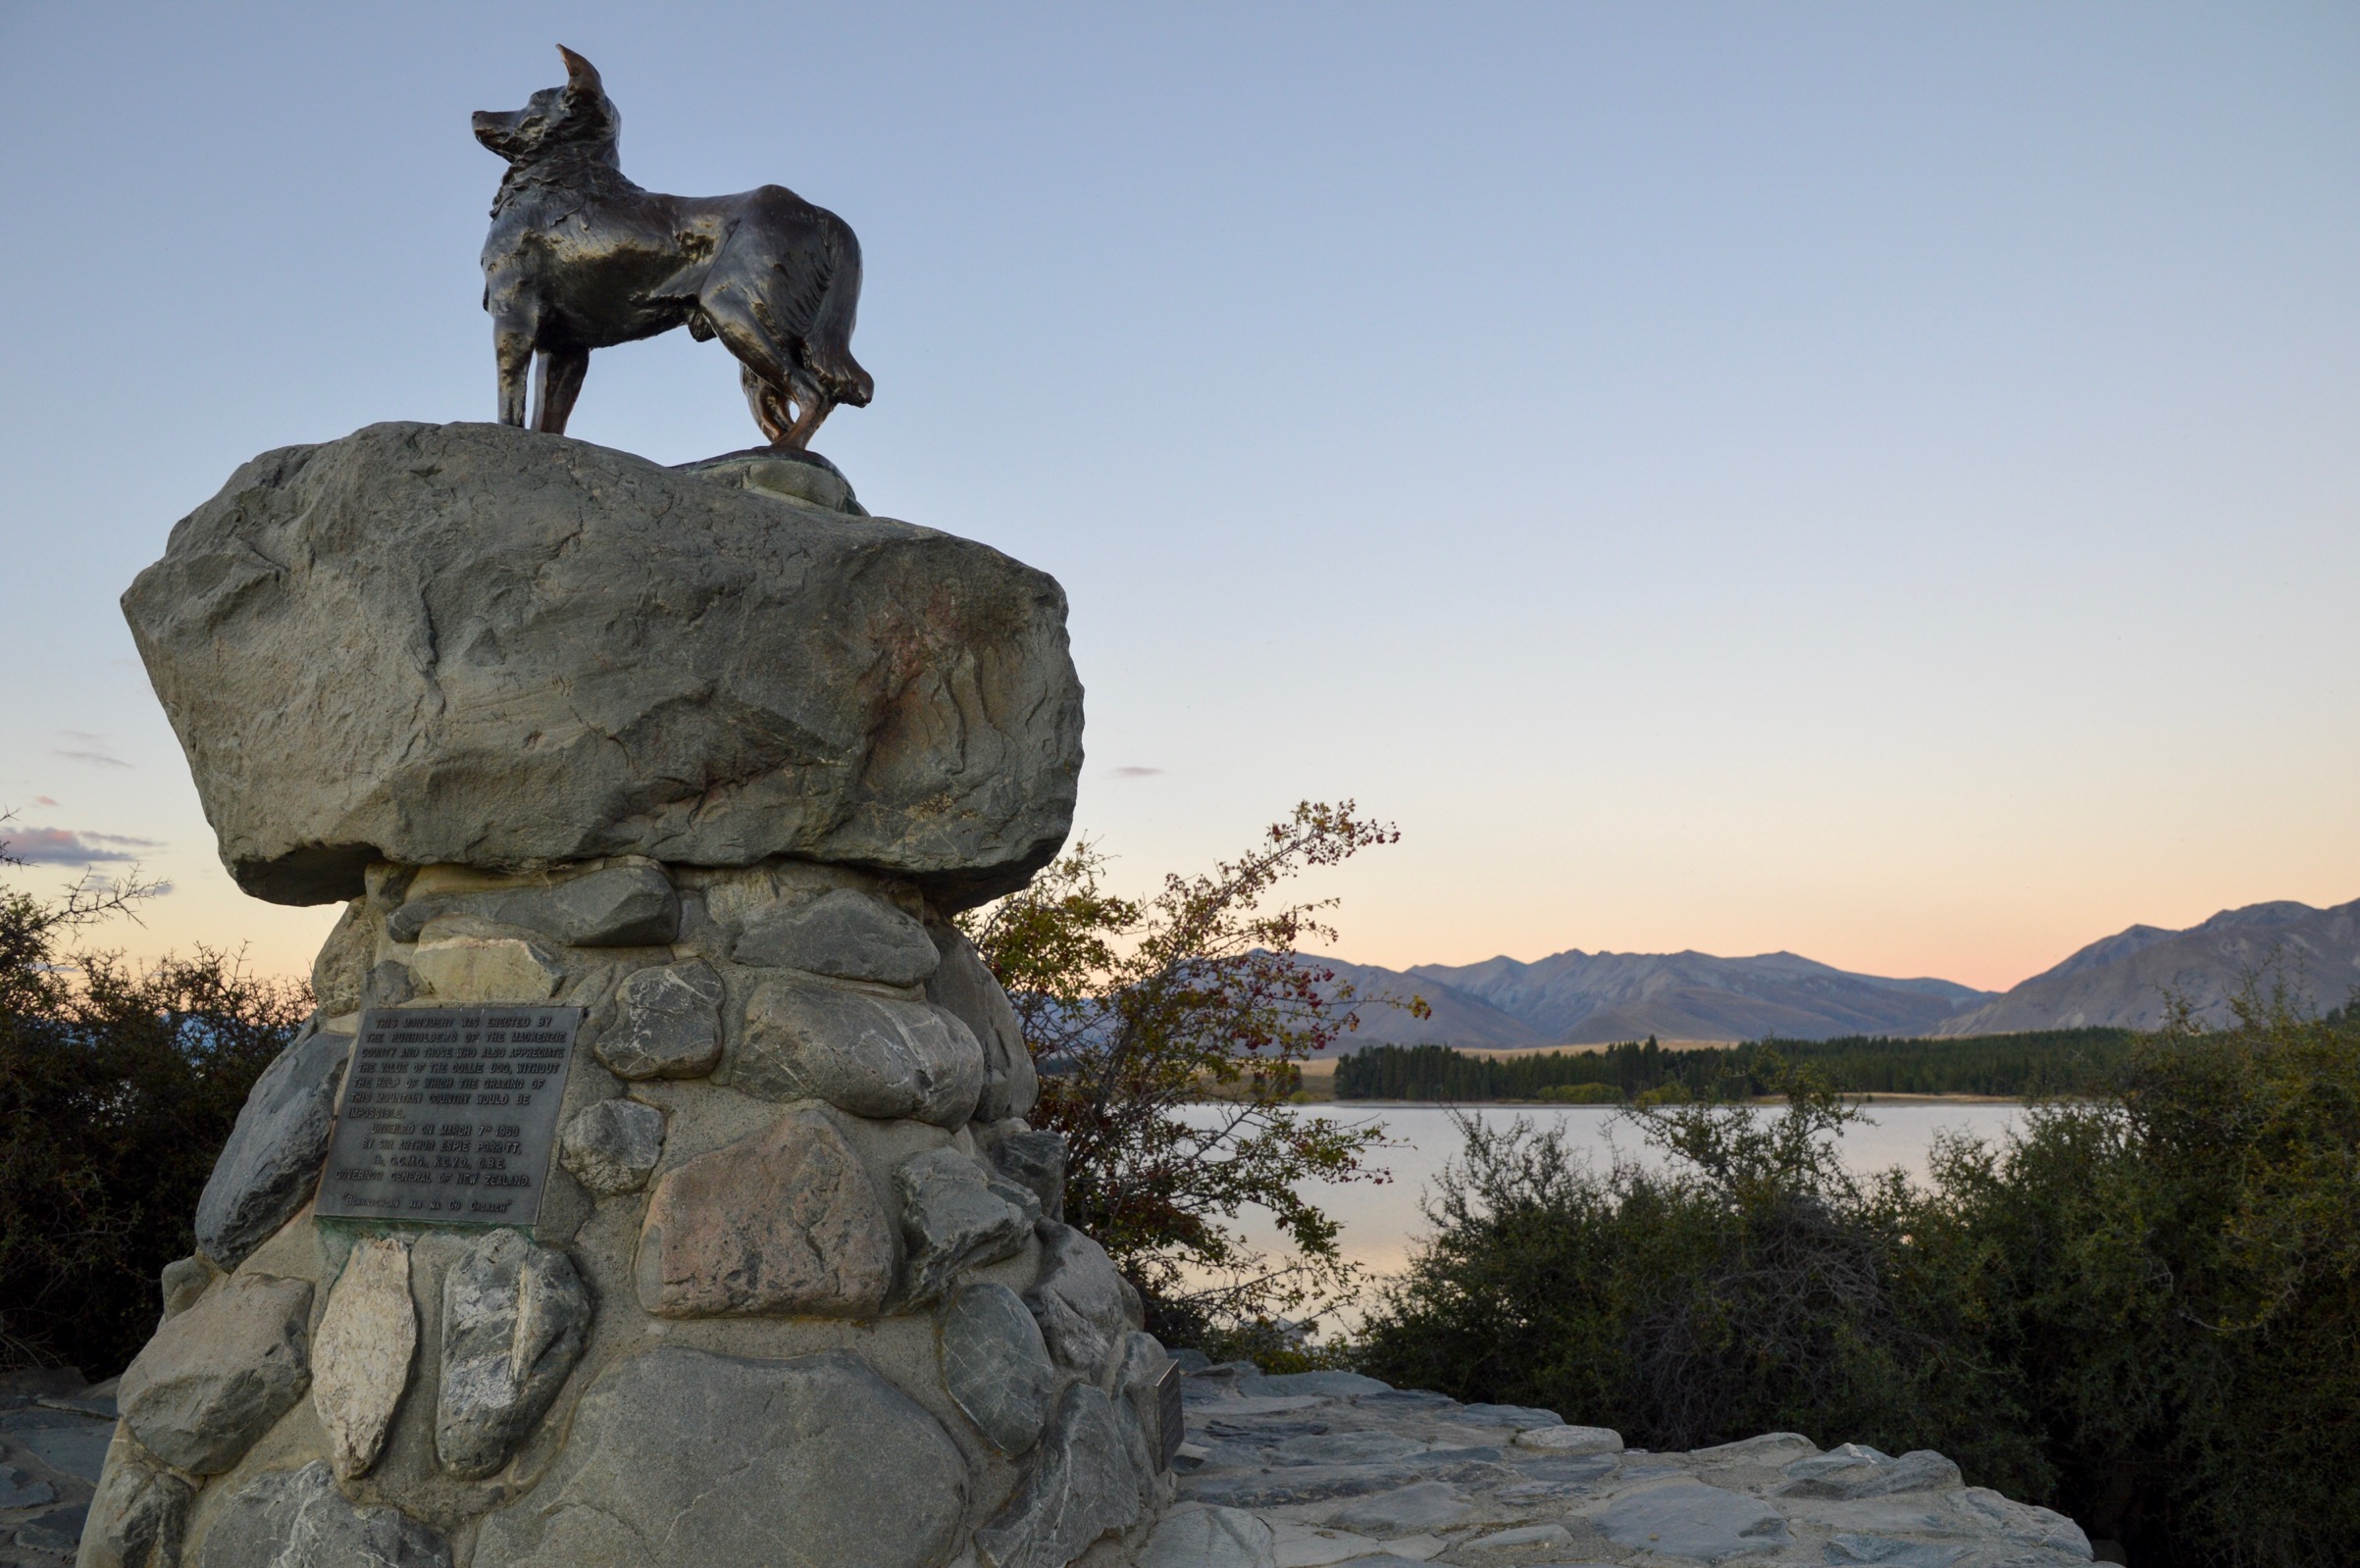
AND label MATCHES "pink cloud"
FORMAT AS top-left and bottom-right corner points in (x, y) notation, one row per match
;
(3, 826), (162, 865)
